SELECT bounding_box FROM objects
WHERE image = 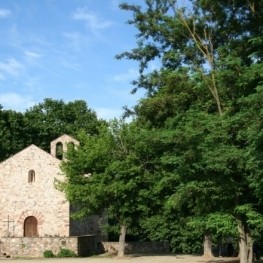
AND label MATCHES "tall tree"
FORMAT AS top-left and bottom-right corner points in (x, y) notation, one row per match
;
(24, 98), (102, 151)
(0, 108), (28, 161)
(117, 1), (263, 262)
(0, 99), (102, 161)
(59, 120), (155, 257)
